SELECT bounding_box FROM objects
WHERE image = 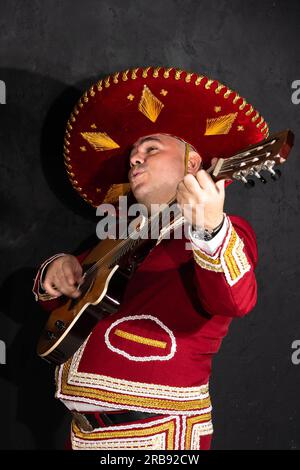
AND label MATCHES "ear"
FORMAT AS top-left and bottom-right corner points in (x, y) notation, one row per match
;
(186, 150), (202, 175)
